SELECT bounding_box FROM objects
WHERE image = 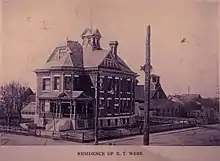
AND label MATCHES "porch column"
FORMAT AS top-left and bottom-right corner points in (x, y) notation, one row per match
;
(70, 100), (73, 119)
(39, 100), (42, 114)
(59, 101), (61, 118)
(55, 102), (58, 118)
(85, 102), (88, 118)
(73, 101), (76, 119)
